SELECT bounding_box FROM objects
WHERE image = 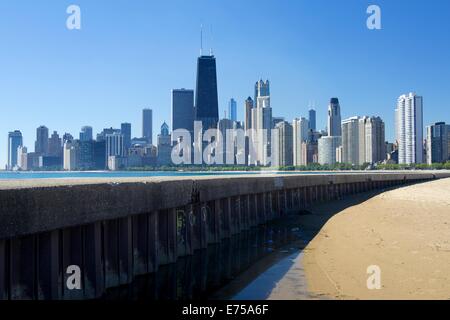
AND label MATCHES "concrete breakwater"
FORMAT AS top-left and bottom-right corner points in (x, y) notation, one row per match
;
(0, 172), (449, 300)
